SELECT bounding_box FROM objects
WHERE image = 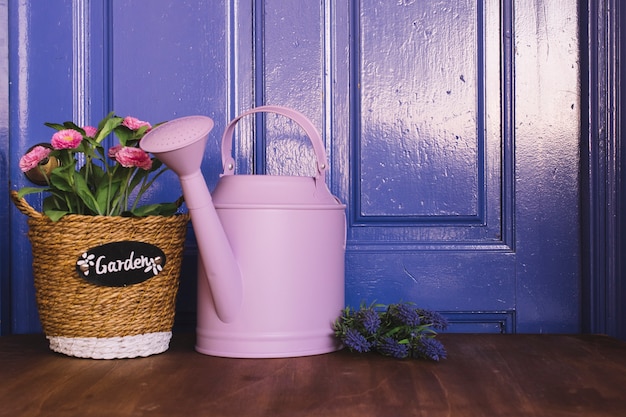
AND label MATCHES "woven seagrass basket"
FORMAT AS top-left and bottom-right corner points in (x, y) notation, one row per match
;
(11, 190), (190, 359)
